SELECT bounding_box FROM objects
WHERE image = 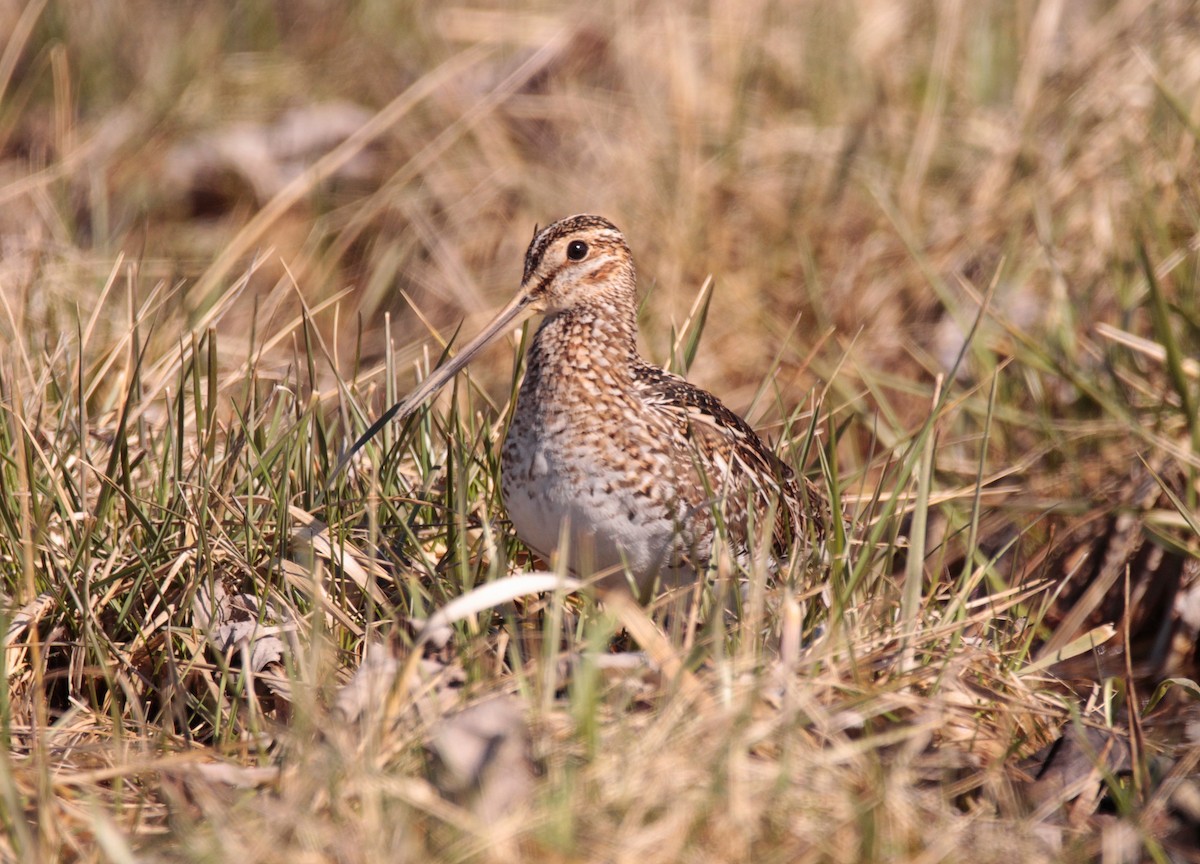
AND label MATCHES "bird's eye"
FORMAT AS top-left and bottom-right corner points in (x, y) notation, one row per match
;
(566, 240), (588, 261)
